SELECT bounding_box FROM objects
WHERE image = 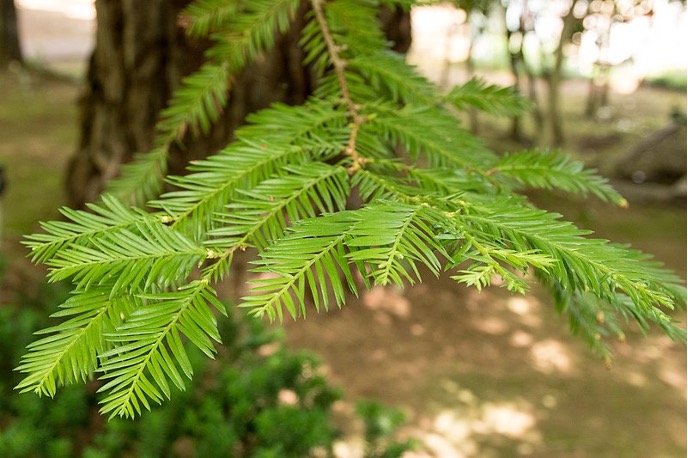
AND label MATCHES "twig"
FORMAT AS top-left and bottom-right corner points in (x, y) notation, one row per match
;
(310, 0), (365, 172)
